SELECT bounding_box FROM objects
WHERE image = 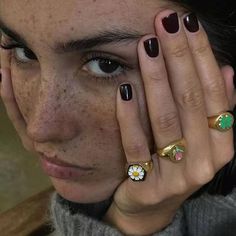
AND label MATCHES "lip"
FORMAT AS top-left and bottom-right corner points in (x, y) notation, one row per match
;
(39, 154), (93, 180)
